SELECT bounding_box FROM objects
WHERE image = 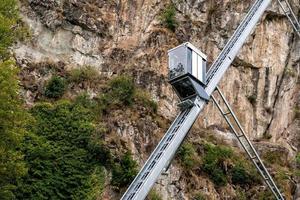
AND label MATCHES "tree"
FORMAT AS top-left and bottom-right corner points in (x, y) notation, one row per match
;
(0, 0), (24, 60)
(16, 101), (106, 199)
(0, 60), (29, 199)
